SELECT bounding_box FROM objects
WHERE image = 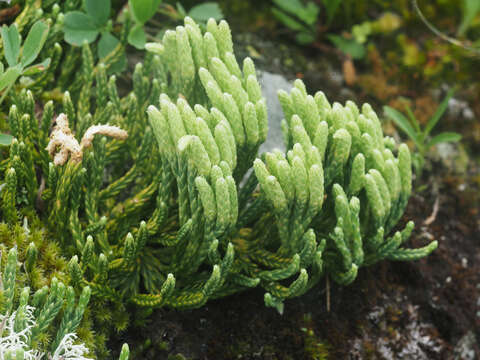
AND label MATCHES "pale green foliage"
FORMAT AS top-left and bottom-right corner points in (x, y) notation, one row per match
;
(1, 16), (436, 344)
(252, 80), (437, 306)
